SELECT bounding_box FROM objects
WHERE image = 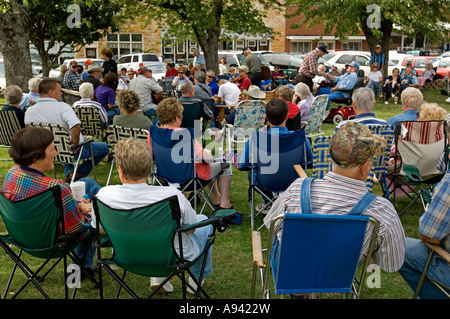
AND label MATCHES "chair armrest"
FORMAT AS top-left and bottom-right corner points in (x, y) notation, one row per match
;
(178, 209), (238, 233)
(426, 242), (450, 263)
(252, 231), (264, 269)
(70, 138), (94, 151)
